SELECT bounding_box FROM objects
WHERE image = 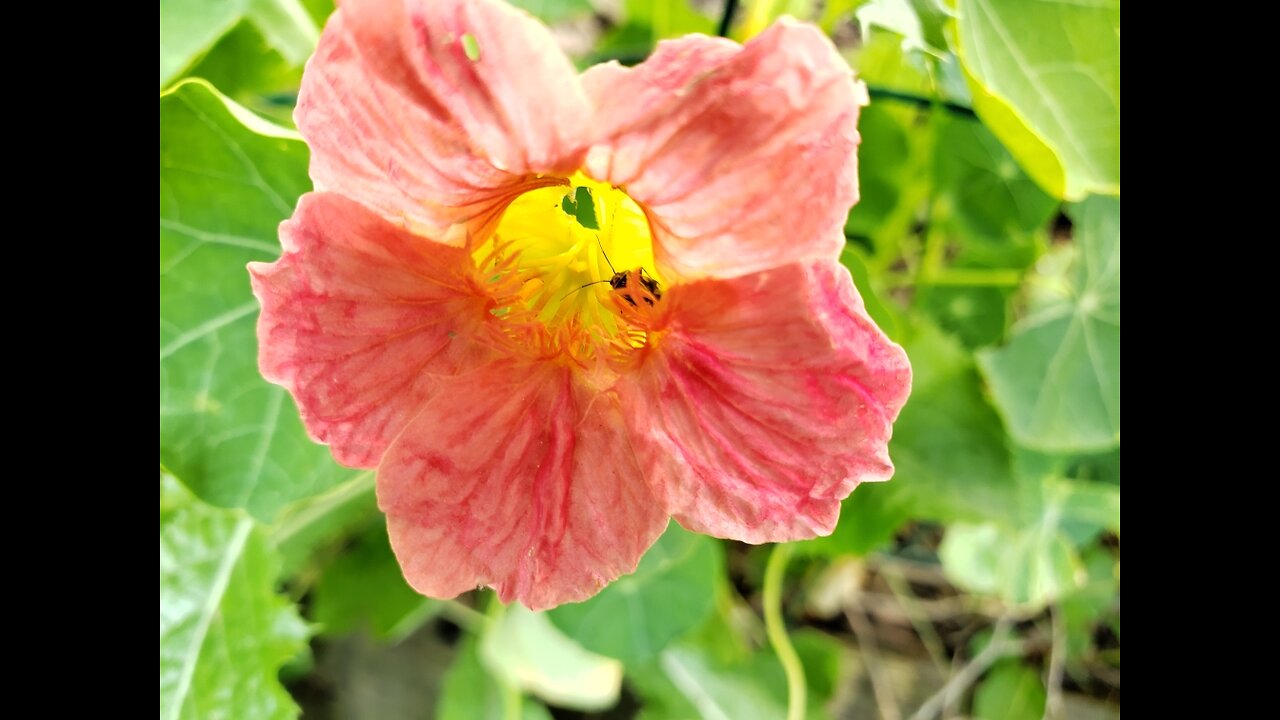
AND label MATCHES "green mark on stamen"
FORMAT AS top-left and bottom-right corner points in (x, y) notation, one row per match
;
(560, 186), (599, 230)
(462, 33), (480, 61)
